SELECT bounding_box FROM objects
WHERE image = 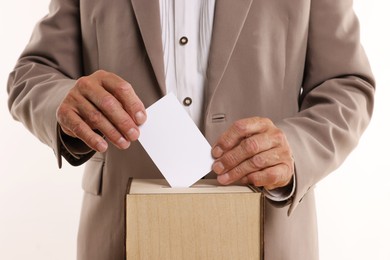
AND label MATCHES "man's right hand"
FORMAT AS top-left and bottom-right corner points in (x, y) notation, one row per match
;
(56, 70), (147, 153)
